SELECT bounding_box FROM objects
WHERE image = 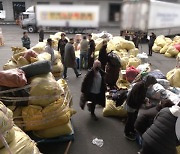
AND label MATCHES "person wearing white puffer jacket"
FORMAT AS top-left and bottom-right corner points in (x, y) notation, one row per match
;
(139, 103), (180, 154)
